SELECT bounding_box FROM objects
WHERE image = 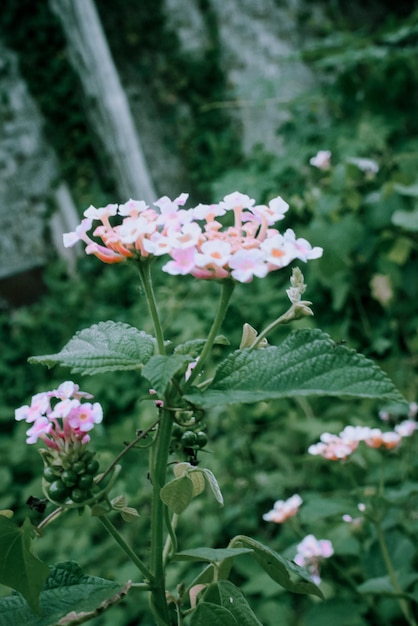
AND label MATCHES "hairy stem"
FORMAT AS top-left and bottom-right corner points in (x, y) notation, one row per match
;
(99, 515), (153, 582)
(186, 279), (235, 386)
(249, 303), (299, 349)
(148, 406), (174, 625)
(137, 261), (166, 355)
